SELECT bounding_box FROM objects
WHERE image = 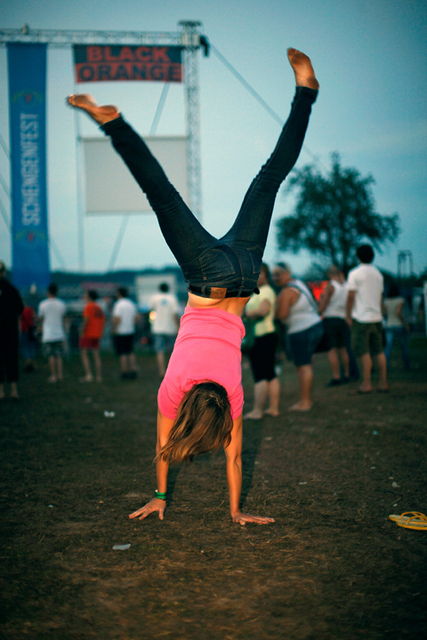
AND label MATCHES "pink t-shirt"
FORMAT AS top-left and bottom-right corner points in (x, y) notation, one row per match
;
(158, 306), (245, 420)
